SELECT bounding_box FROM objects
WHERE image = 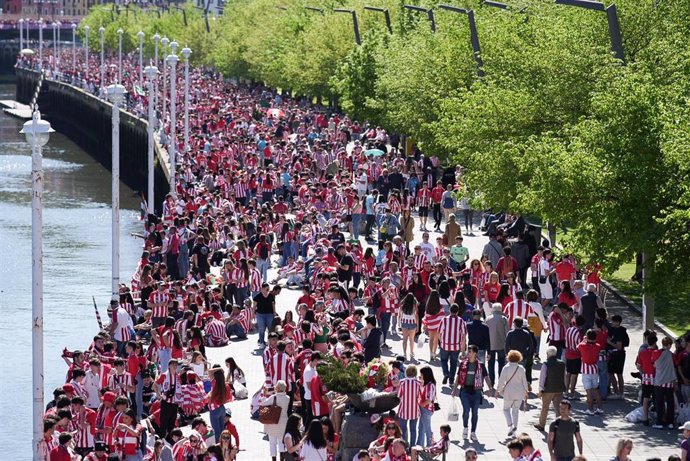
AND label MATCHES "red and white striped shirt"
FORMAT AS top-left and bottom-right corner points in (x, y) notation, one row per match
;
(423, 311), (445, 332)
(413, 253), (428, 271)
(417, 188), (431, 208)
(72, 408), (97, 449)
(108, 373), (134, 396)
(381, 286), (399, 314)
(503, 300), (532, 329)
(438, 315), (466, 352)
(236, 309), (251, 335)
(234, 182), (248, 198)
(250, 268), (262, 292)
(565, 326), (583, 360)
(400, 266), (415, 290)
(294, 325), (315, 346)
(232, 268), (248, 288)
(397, 377), (422, 420)
(547, 311), (566, 342)
(331, 298), (350, 314)
(419, 382), (436, 412)
(181, 382), (207, 416)
(205, 318), (229, 346)
(269, 352), (295, 391)
(148, 291), (170, 319)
